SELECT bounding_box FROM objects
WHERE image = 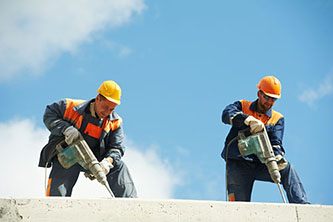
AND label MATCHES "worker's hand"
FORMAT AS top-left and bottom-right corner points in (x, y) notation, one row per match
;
(244, 116), (265, 134)
(275, 154), (288, 171)
(63, 126), (80, 145)
(100, 158), (114, 175)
